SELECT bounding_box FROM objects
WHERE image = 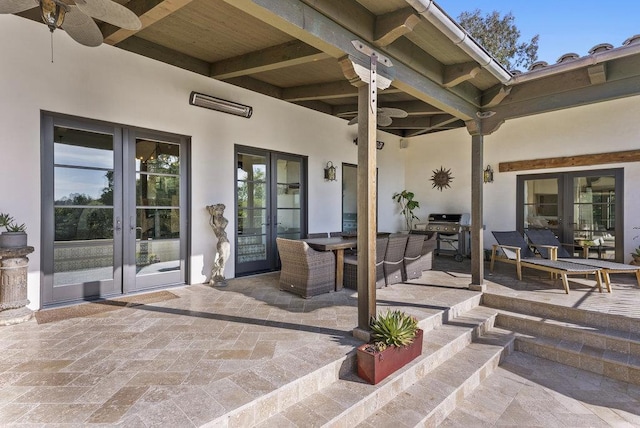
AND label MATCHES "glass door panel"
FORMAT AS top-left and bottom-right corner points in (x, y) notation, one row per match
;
(572, 174), (617, 260)
(235, 148), (307, 276)
(131, 138), (182, 290)
(522, 178), (560, 232)
(50, 125), (120, 301)
(518, 169), (623, 261)
(236, 152), (270, 274)
(276, 157), (301, 240)
(43, 115), (188, 306)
